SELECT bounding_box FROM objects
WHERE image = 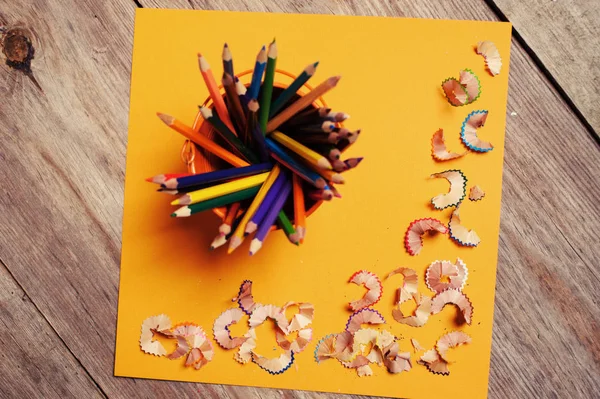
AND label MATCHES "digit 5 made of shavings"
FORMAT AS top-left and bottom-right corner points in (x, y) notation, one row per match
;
(345, 308), (386, 333)
(476, 40), (502, 76)
(449, 204), (481, 247)
(404, 218), (448, 256)
(430, 169), (467, 209)
(461, 110), (493, 152)
(435, 331), (471, 363)
(232, 280), (261, 315)
(392, 292), (432, 327)
(348, 270), (383, 311)
(386, 267), (418, 304)
(441, 69), (481, 106)
(469, 185), (485, 201)
(431, 288), (474, 325)
(425, 260), (467, 293)
(431, 129), (465, 161)
(140, 314), (172, 356)
(213, 308), (248, 349)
